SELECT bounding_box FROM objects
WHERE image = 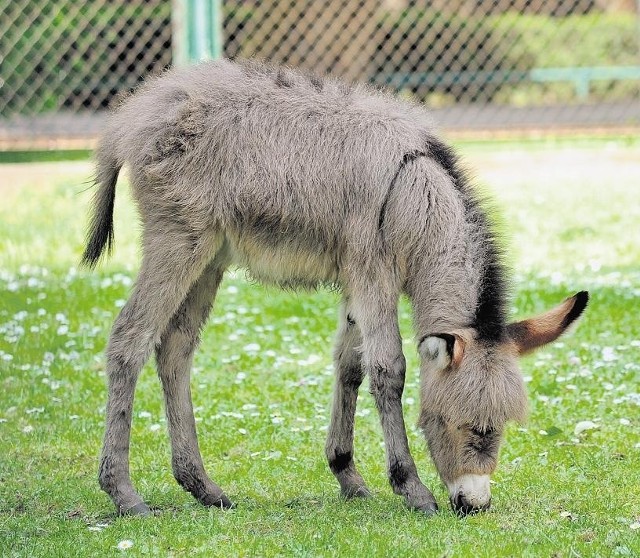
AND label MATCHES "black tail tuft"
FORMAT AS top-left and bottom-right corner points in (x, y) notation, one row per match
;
(81, 158), (120, 268)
